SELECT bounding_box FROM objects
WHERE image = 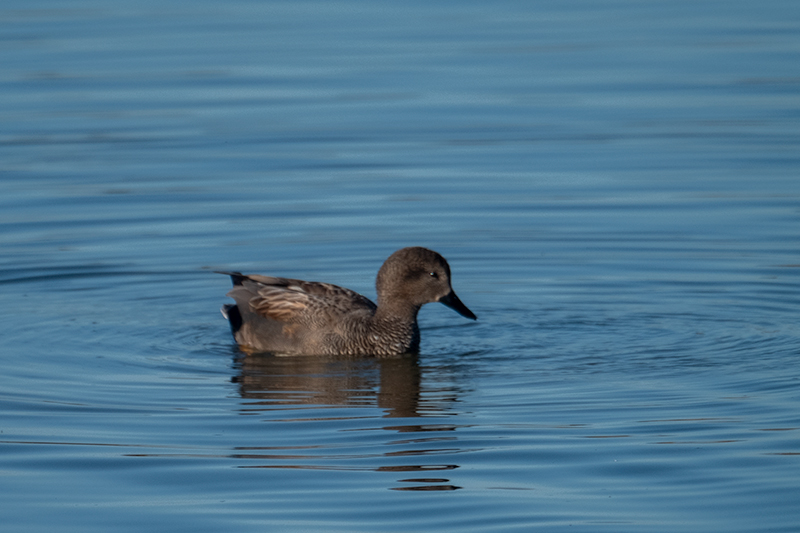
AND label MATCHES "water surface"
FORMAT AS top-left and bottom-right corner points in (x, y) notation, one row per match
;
(1, 1), (799, 531)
